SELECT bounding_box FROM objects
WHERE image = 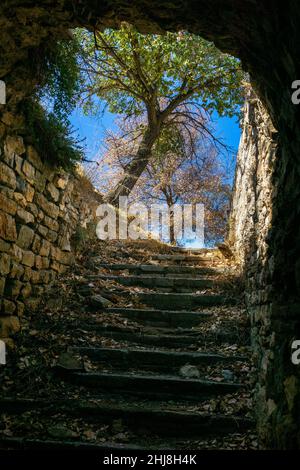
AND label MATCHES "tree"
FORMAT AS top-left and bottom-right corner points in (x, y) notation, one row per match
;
(78, 23), (243, 205)
(86, 115), (231, 245)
